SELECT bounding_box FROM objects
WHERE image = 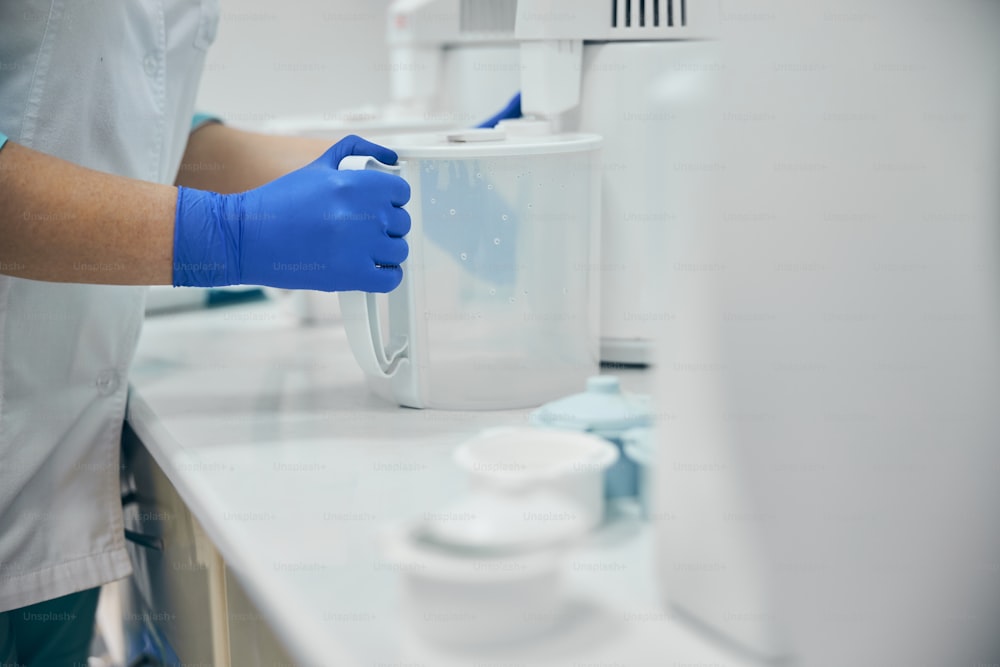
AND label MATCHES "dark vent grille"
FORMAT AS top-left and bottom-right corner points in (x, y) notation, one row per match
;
(460, 0), (517, 32)
(613, 0), (686, 28)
